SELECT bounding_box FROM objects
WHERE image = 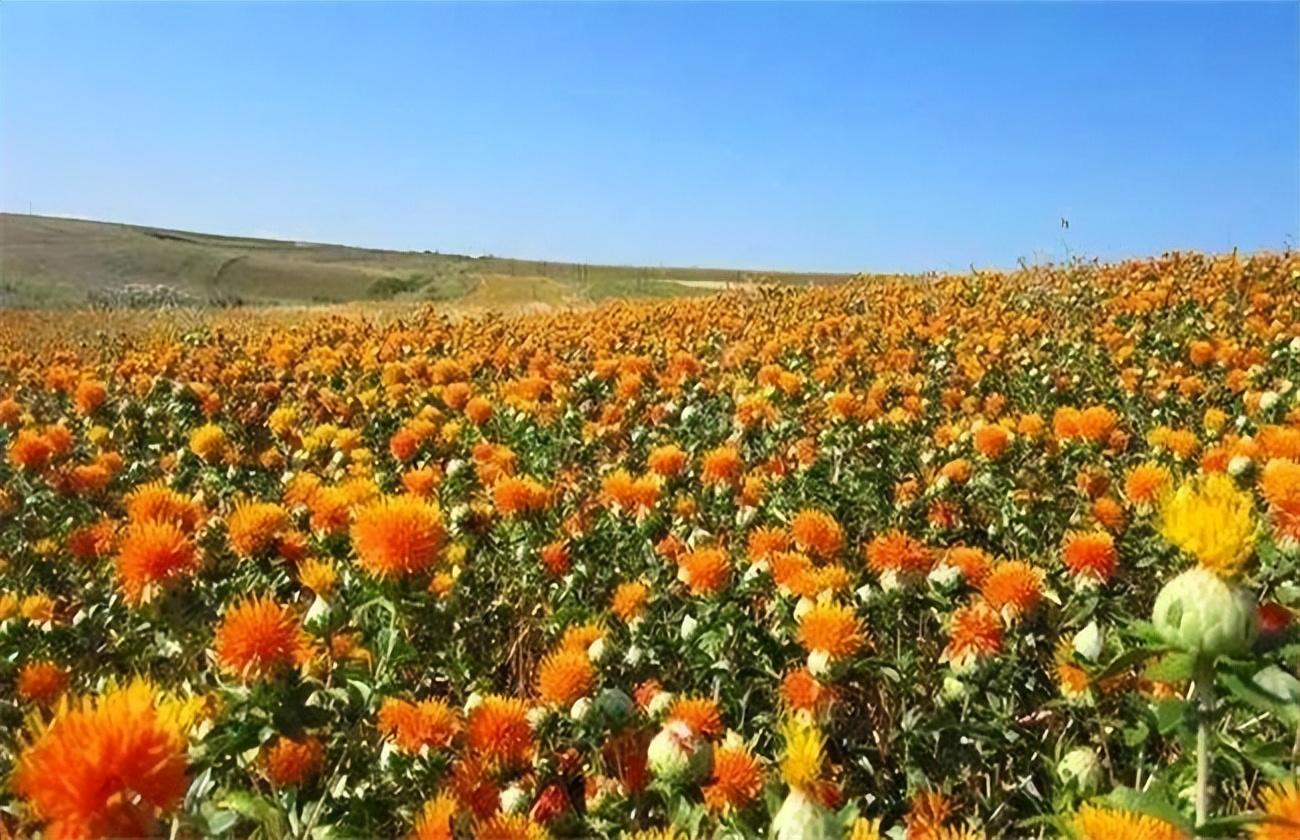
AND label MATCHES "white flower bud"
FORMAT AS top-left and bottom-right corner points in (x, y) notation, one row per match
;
(499, 784), (529, 814)
(807, 649), (831, 677)
(570, 697), (592, 721)
(927, 563), (961, 589)
(646, 690), (675, 719)
(1072, 621), (1103, 662)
